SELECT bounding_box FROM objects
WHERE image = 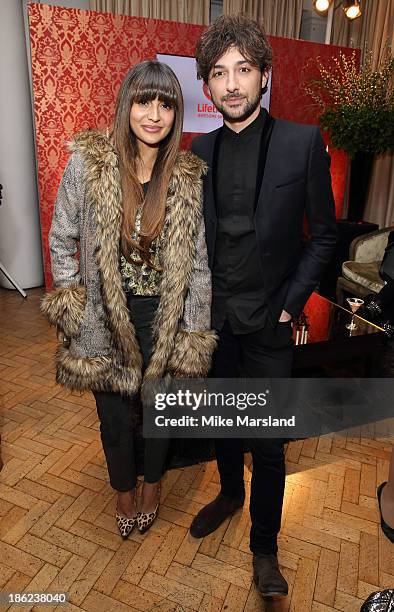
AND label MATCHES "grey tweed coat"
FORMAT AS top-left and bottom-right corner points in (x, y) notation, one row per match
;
(41, 130), (217, 395)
